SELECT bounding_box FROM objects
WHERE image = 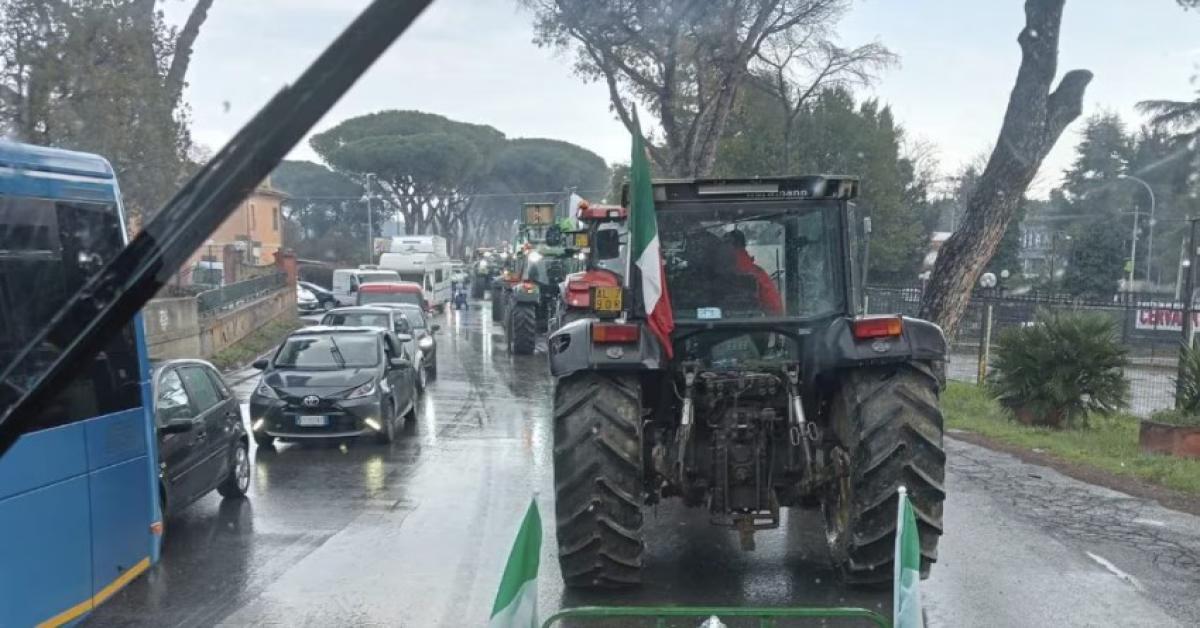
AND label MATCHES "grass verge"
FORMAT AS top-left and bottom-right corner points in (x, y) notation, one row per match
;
(209, 317), (302, 373)
(945, 382), (1200, 497)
